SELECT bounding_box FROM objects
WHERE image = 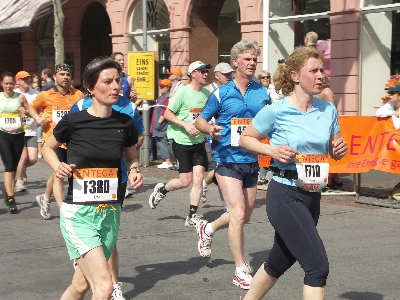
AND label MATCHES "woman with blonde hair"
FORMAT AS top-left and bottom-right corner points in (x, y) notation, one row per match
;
(239, 46), (347, 299)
